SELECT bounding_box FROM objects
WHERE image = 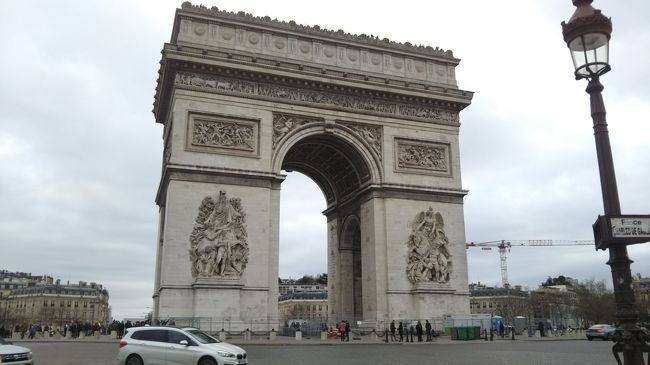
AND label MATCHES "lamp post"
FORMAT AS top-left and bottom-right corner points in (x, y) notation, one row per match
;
(561, 1), (650, 364)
